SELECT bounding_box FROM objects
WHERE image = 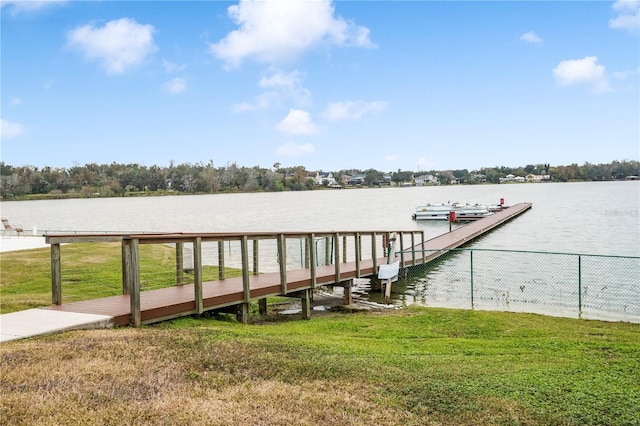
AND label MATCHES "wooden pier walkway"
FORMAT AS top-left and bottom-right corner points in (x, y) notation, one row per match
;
(42, 203), (532, 327)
